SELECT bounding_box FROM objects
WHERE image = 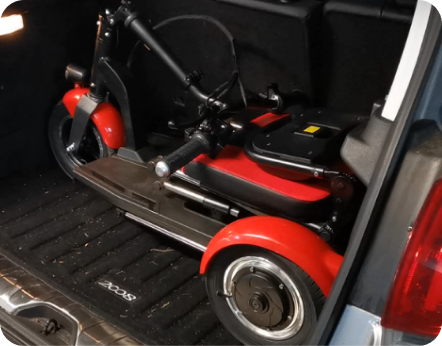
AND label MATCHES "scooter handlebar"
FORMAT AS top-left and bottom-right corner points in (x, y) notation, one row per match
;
(155, 133), (212, 178)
